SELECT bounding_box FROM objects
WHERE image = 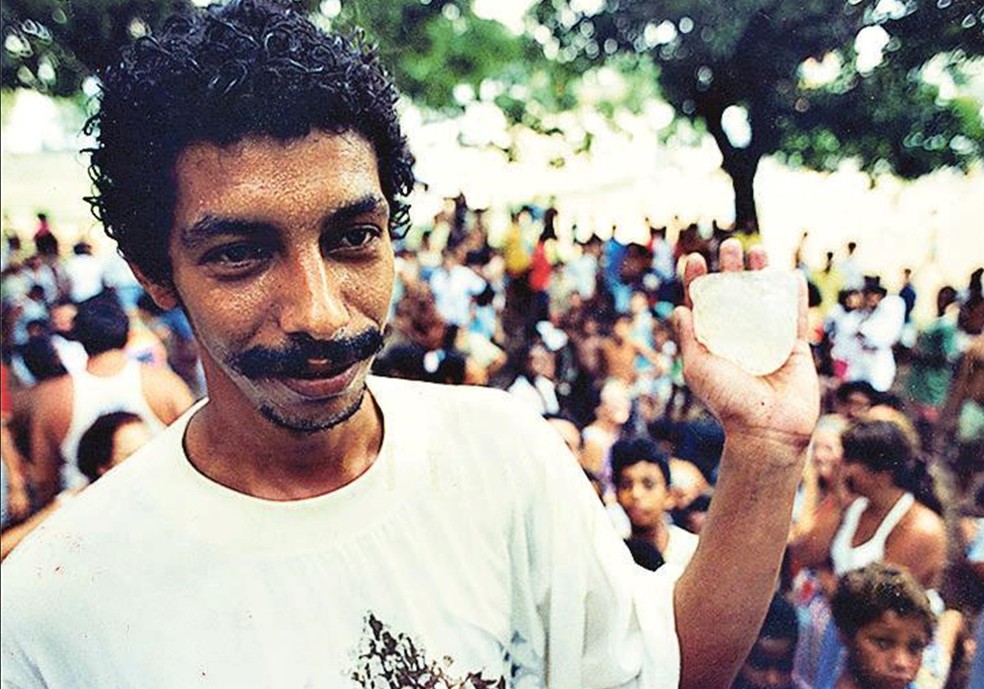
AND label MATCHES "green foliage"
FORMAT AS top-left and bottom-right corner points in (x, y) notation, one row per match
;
(532, 0), (984, 221)
(783, 63), (981, 178)
(329, 0), (530, 113)
(2, 0), (193, 97)
(2, 0), (573, 132)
